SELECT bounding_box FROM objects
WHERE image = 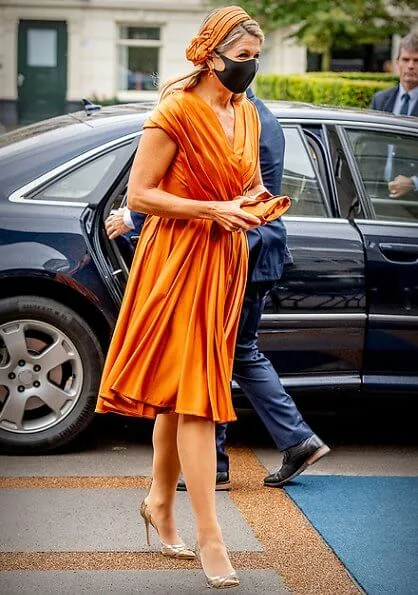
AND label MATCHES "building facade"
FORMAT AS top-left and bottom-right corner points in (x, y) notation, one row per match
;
(0, 0), (306, 126)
